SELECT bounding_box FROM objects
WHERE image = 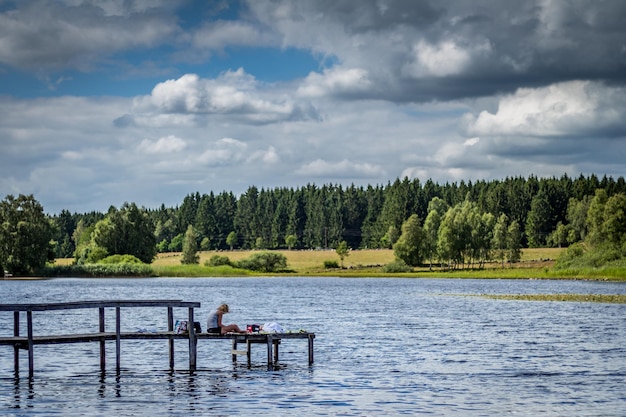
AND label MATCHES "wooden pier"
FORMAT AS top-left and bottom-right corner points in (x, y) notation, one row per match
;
(0, 300), (315, 377)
